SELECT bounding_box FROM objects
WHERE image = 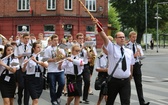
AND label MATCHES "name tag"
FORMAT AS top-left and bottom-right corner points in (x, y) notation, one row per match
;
(35, 72), (40, 77)
(4, 75), (11, 82)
